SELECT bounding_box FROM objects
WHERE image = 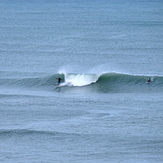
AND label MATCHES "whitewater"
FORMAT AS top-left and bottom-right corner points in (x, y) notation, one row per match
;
(0, 0), (163, 163)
